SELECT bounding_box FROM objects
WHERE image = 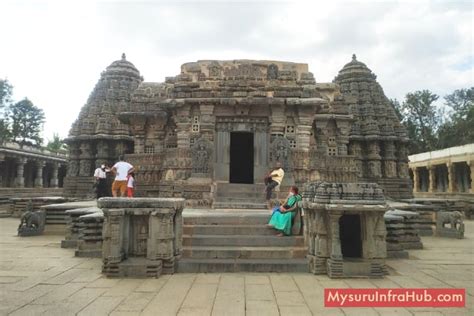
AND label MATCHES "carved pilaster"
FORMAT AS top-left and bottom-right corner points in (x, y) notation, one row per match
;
(270, 104), (285, 137)
(199, 104), (215, 141)
(329, 213), (342, 260)
(79, 142), (93, 176)
(176, 106), (191, 149)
